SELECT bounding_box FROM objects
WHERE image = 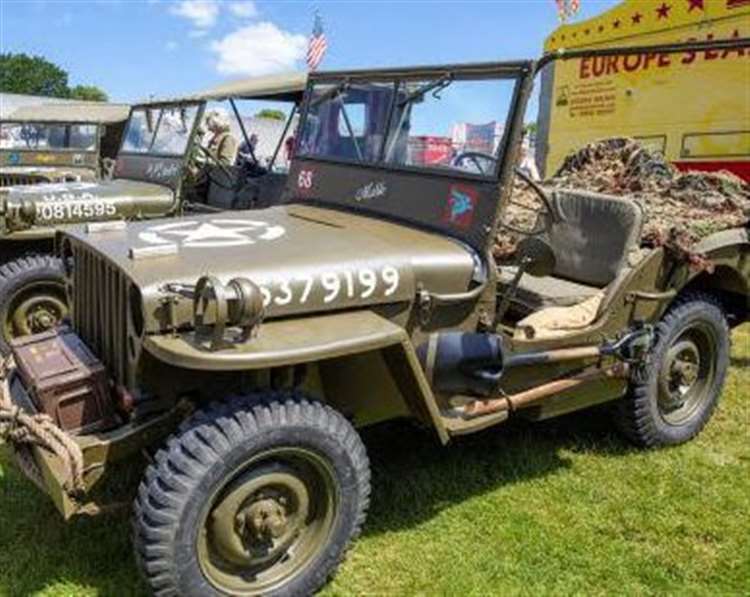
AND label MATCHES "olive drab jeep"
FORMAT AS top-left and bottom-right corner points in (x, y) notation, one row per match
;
(0, 102), (129, 188)
(0, 73), (306, 354)
(1, 40), (748, 597)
